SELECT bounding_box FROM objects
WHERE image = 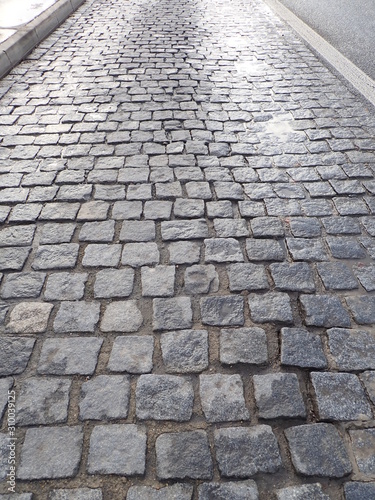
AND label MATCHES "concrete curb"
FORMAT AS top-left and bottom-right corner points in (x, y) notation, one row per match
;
(0, 0), (86, 80)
